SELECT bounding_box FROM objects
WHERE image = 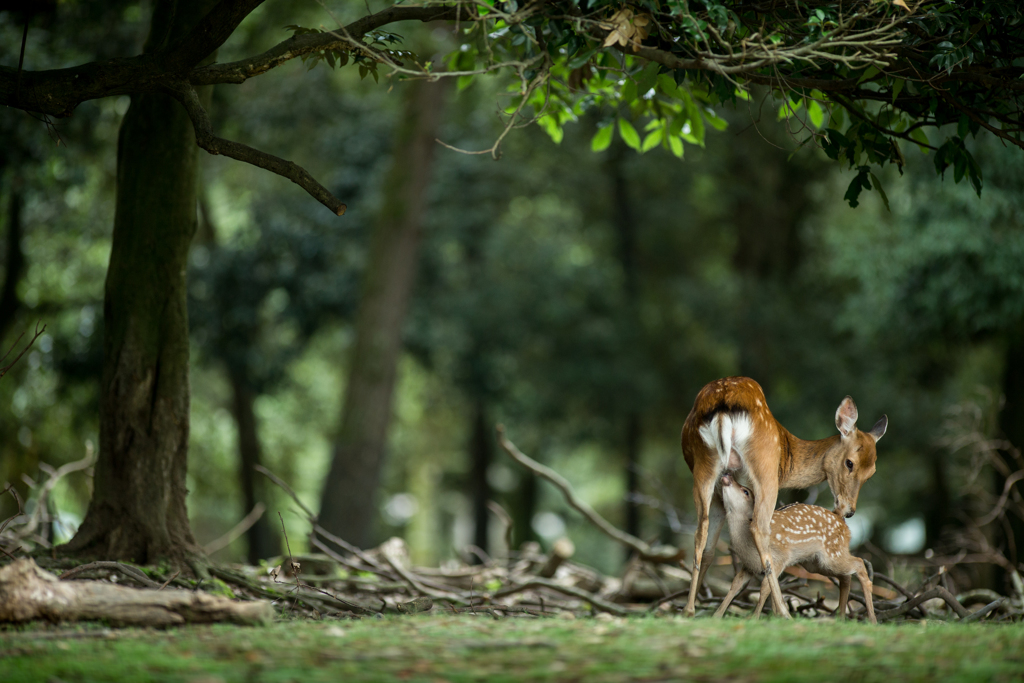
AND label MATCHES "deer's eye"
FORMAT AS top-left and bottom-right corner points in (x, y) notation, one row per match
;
(845, 459), (854, 472)
(742, 489), (750, 497)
